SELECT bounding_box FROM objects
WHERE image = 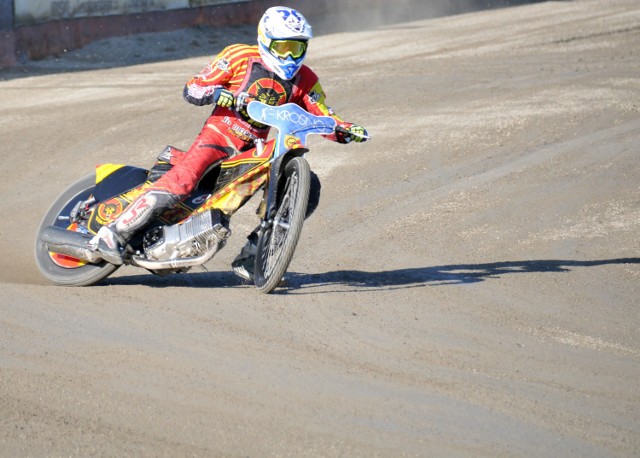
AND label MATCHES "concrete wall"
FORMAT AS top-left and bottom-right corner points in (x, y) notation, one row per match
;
(0, 0), (15, 67)
(1, 0), (330, 68)
(14, 0), (190, 26)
